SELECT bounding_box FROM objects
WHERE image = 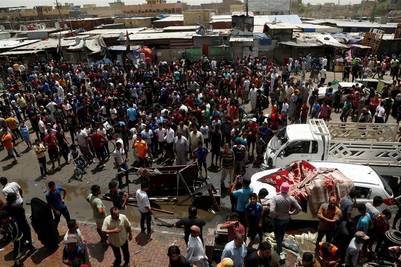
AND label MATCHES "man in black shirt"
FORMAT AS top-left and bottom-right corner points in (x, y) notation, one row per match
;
(244, 241), (279, 267)
(174, 206), (206, 244)
(107, 181), (128, 210)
